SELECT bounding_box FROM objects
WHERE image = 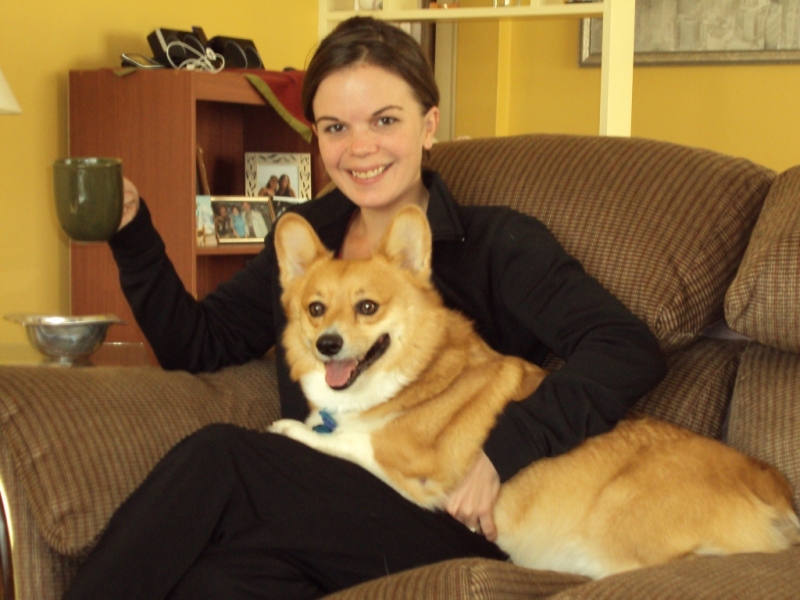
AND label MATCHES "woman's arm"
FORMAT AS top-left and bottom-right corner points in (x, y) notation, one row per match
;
(482, 212), (667, 483)
(109, 196), (277, 372)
